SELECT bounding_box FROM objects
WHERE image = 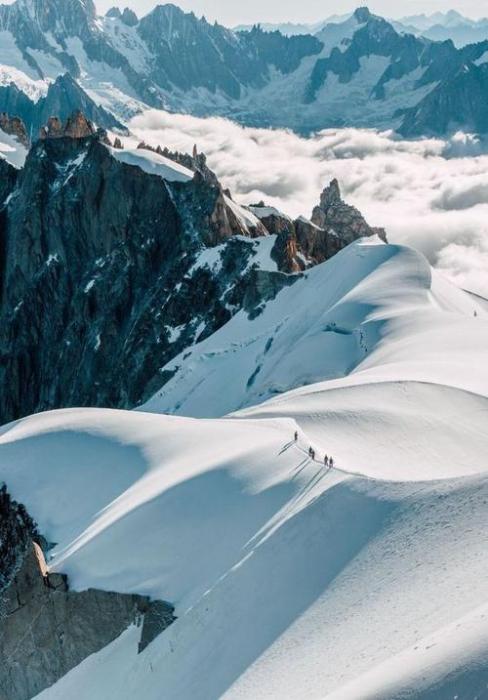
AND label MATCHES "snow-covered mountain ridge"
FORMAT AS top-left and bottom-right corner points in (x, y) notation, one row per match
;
(2, 1), (488, 135)
(0, 3), (487, 697)
(0, 237), (487, 698)
(0, 119), (380, 425)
